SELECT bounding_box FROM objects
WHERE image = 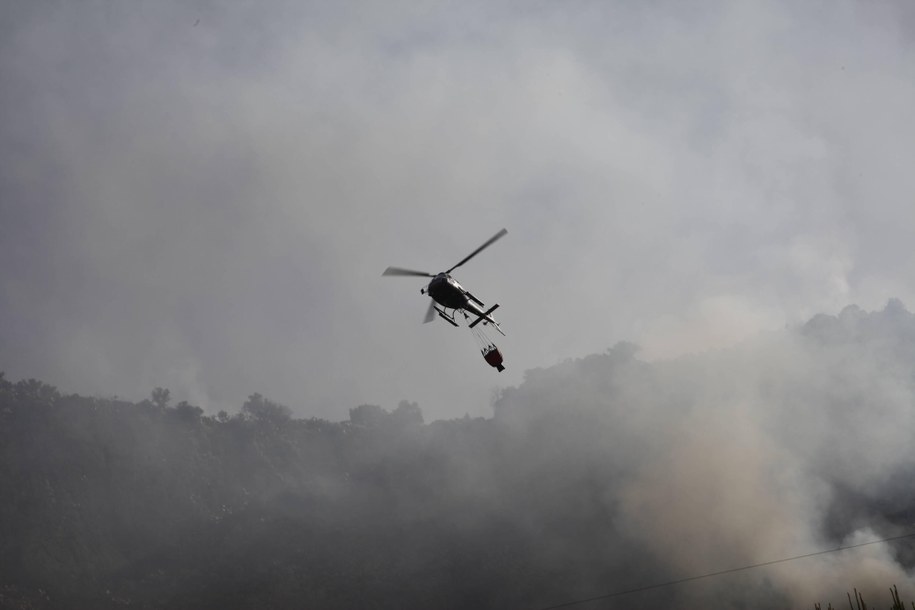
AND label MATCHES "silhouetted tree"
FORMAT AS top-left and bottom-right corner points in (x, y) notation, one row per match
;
(392, 400), (423, 426)
(151, 387), (171, 409)
(241, 392), (291, 425)
(13, 378), (59, 404)
(173, 400), (204, 421)
(348, 403), (388, 427)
